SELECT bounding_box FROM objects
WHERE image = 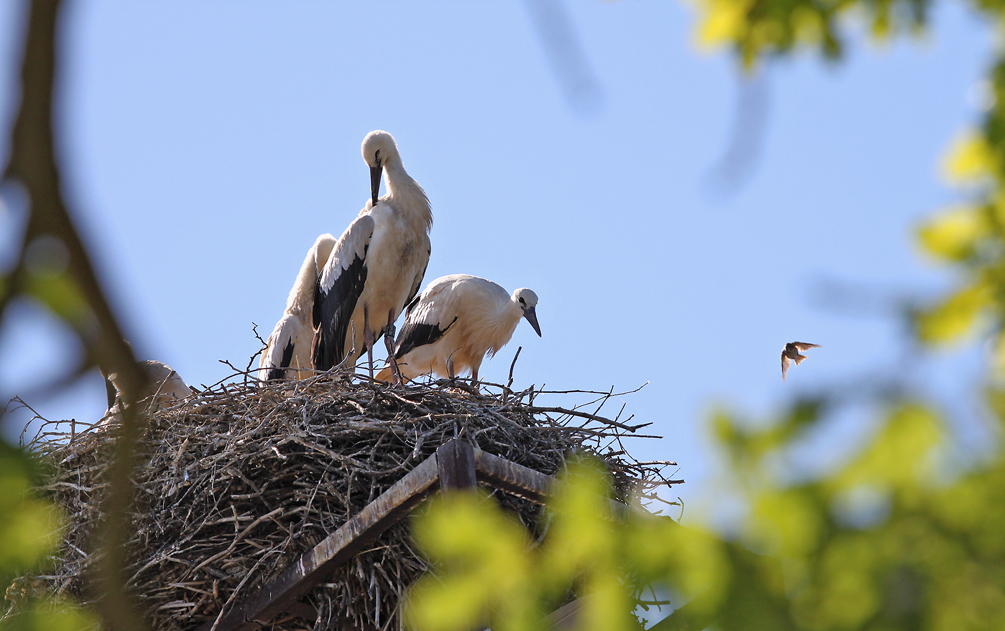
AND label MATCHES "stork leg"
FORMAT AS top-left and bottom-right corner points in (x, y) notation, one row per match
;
(363, 304), (375, 382)
(384, 308), (403, 386)
(446, 355), (455, 383)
